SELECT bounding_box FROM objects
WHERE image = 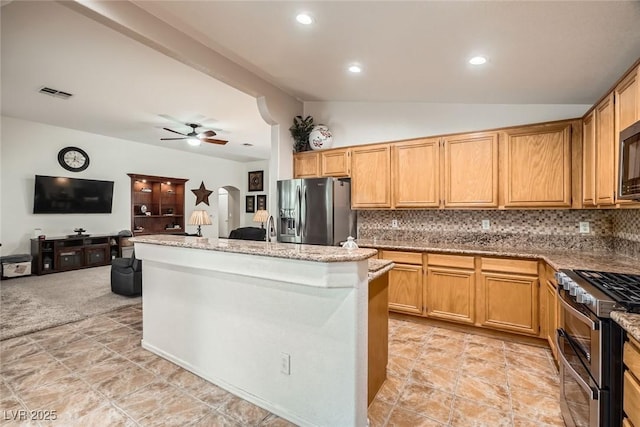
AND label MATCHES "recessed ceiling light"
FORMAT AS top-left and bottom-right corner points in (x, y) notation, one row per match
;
(296, 13), (313, 25)
(469, 56), (487, 65)
(348, 65), (362, 73)
(187, 138), (201, 146)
